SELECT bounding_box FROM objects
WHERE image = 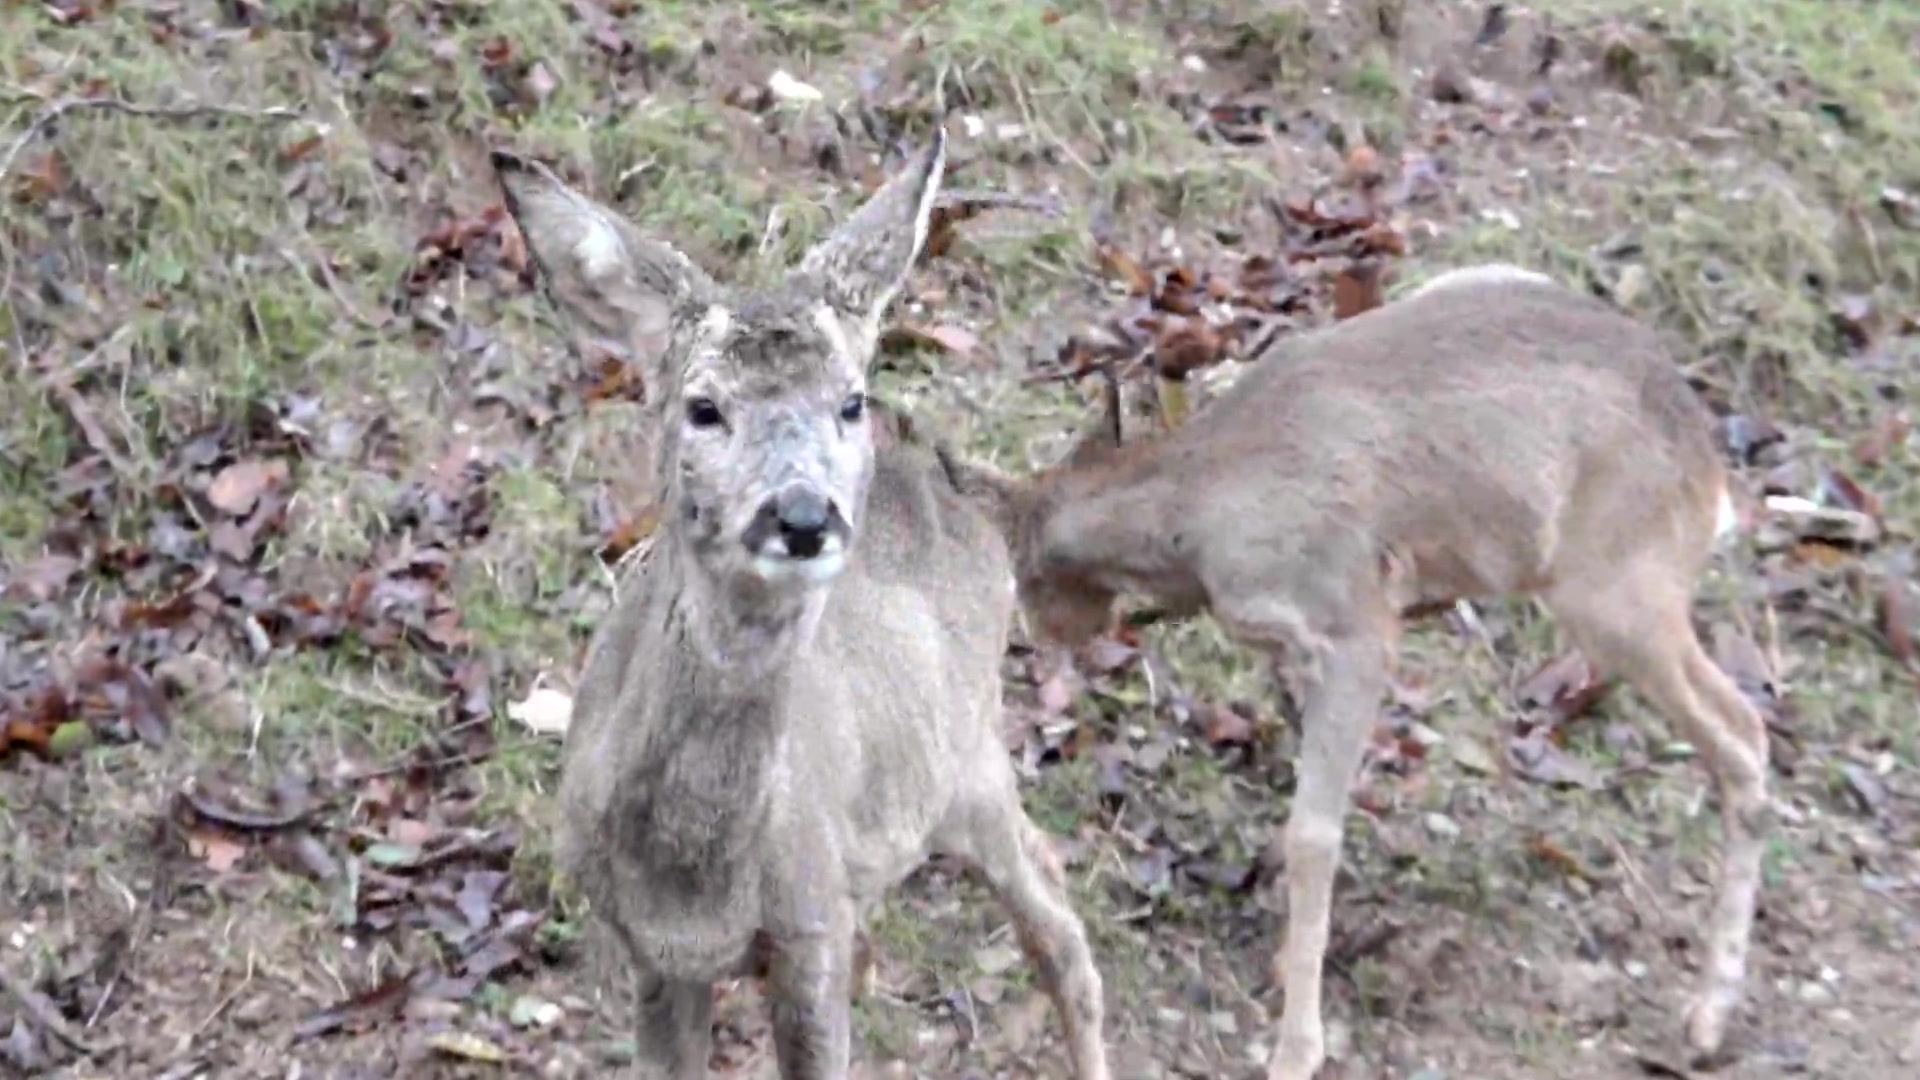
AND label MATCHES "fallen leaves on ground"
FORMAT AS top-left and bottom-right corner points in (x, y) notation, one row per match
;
(1505, 723), (1605, 791)
(1034, 161), (1413, 420)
